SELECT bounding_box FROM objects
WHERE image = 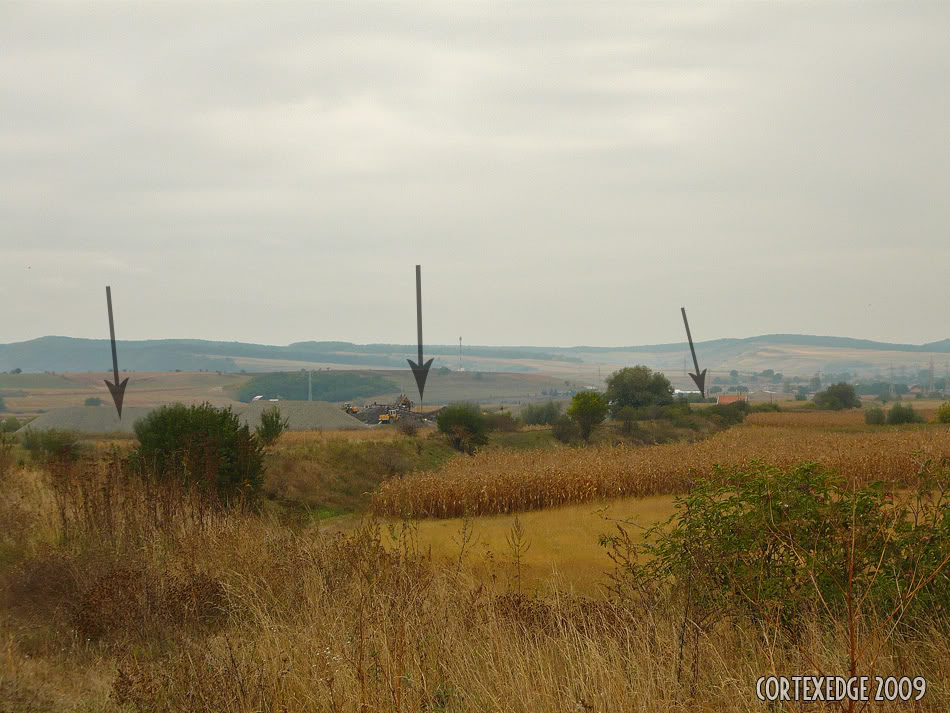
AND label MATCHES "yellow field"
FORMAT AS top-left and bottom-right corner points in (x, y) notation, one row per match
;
(371, 495), (678, 596)
(374, 422), (950, 518)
